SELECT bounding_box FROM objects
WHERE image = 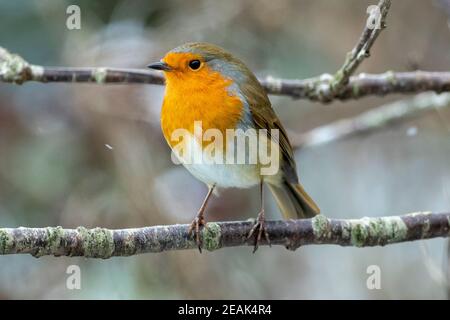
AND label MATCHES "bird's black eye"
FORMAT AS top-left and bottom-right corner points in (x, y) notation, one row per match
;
(188, 60), (201, 70)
